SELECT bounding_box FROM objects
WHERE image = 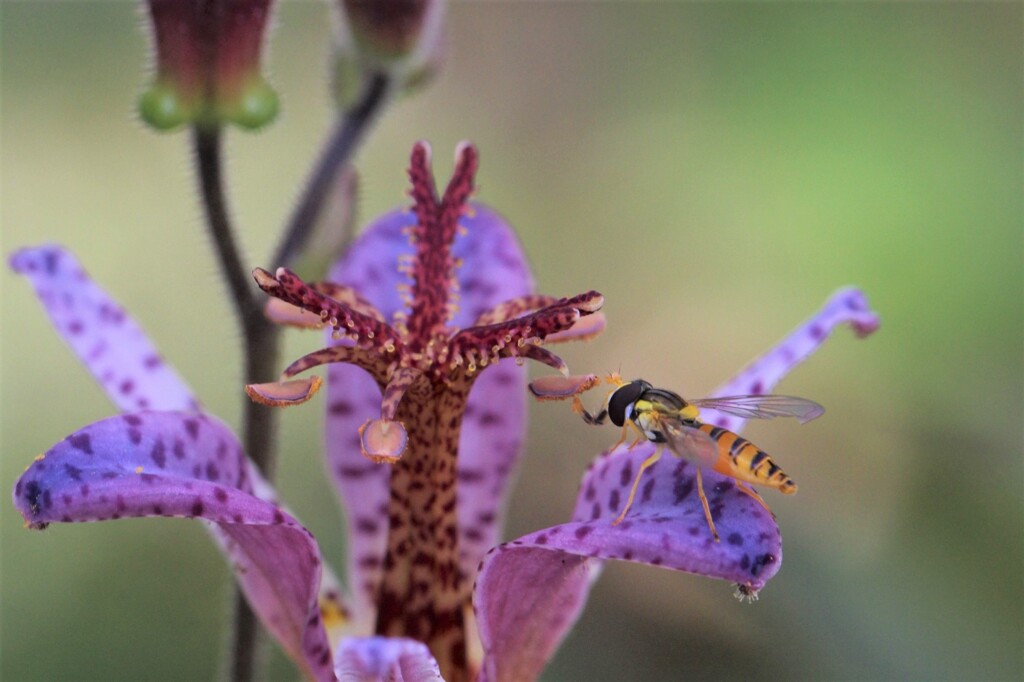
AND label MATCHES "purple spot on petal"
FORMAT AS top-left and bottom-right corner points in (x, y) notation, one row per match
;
(619, 462), (633, 487)
(641, 477), (656, 503)
(68, 433), (92, 455)
(673, 478), (693, 505)
(574, 525), (593, 540)
(356, 517), (379, 534)
(477, 411), (502, 426)
(329, 401), (353, 415)
(184, 419), (200, 440)
(151, 440), (167, 468)
(191, 500), (204, 517)
(727, 532), (744, 547)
